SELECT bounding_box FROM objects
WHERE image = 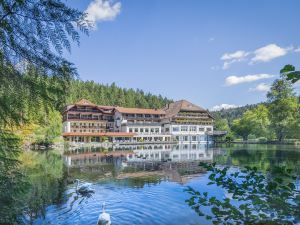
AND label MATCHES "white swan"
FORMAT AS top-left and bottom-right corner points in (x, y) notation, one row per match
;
(98, 202), (111, 225)
(75, 179), (95, 195)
